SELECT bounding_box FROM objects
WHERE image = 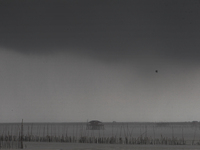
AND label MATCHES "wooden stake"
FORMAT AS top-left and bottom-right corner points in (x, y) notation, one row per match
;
(21, 119), (23, 149)
(192, 126), (197, 145)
